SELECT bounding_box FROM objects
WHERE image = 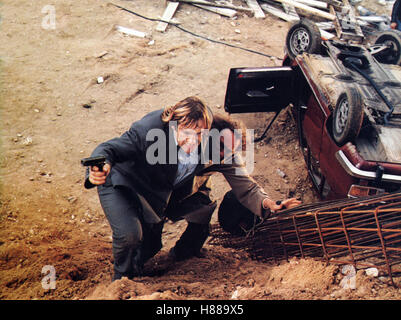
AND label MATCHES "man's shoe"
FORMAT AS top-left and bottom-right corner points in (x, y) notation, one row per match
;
(193, 248), (207, 258)
(168, 246), (192, 261)
(168, 247), (207, 261)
